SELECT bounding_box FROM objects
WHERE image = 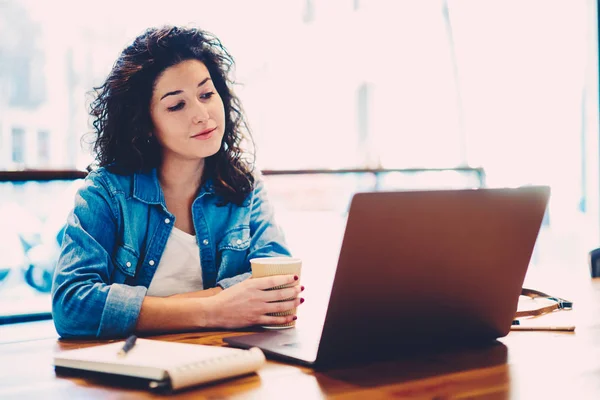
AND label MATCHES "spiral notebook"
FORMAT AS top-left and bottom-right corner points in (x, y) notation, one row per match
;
(53, 338), (266, 391)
